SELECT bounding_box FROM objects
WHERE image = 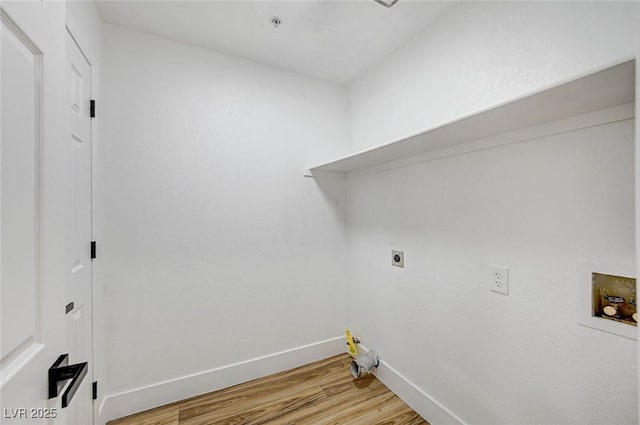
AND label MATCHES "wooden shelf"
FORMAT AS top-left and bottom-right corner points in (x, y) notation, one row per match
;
(304, 60), (635, 178)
